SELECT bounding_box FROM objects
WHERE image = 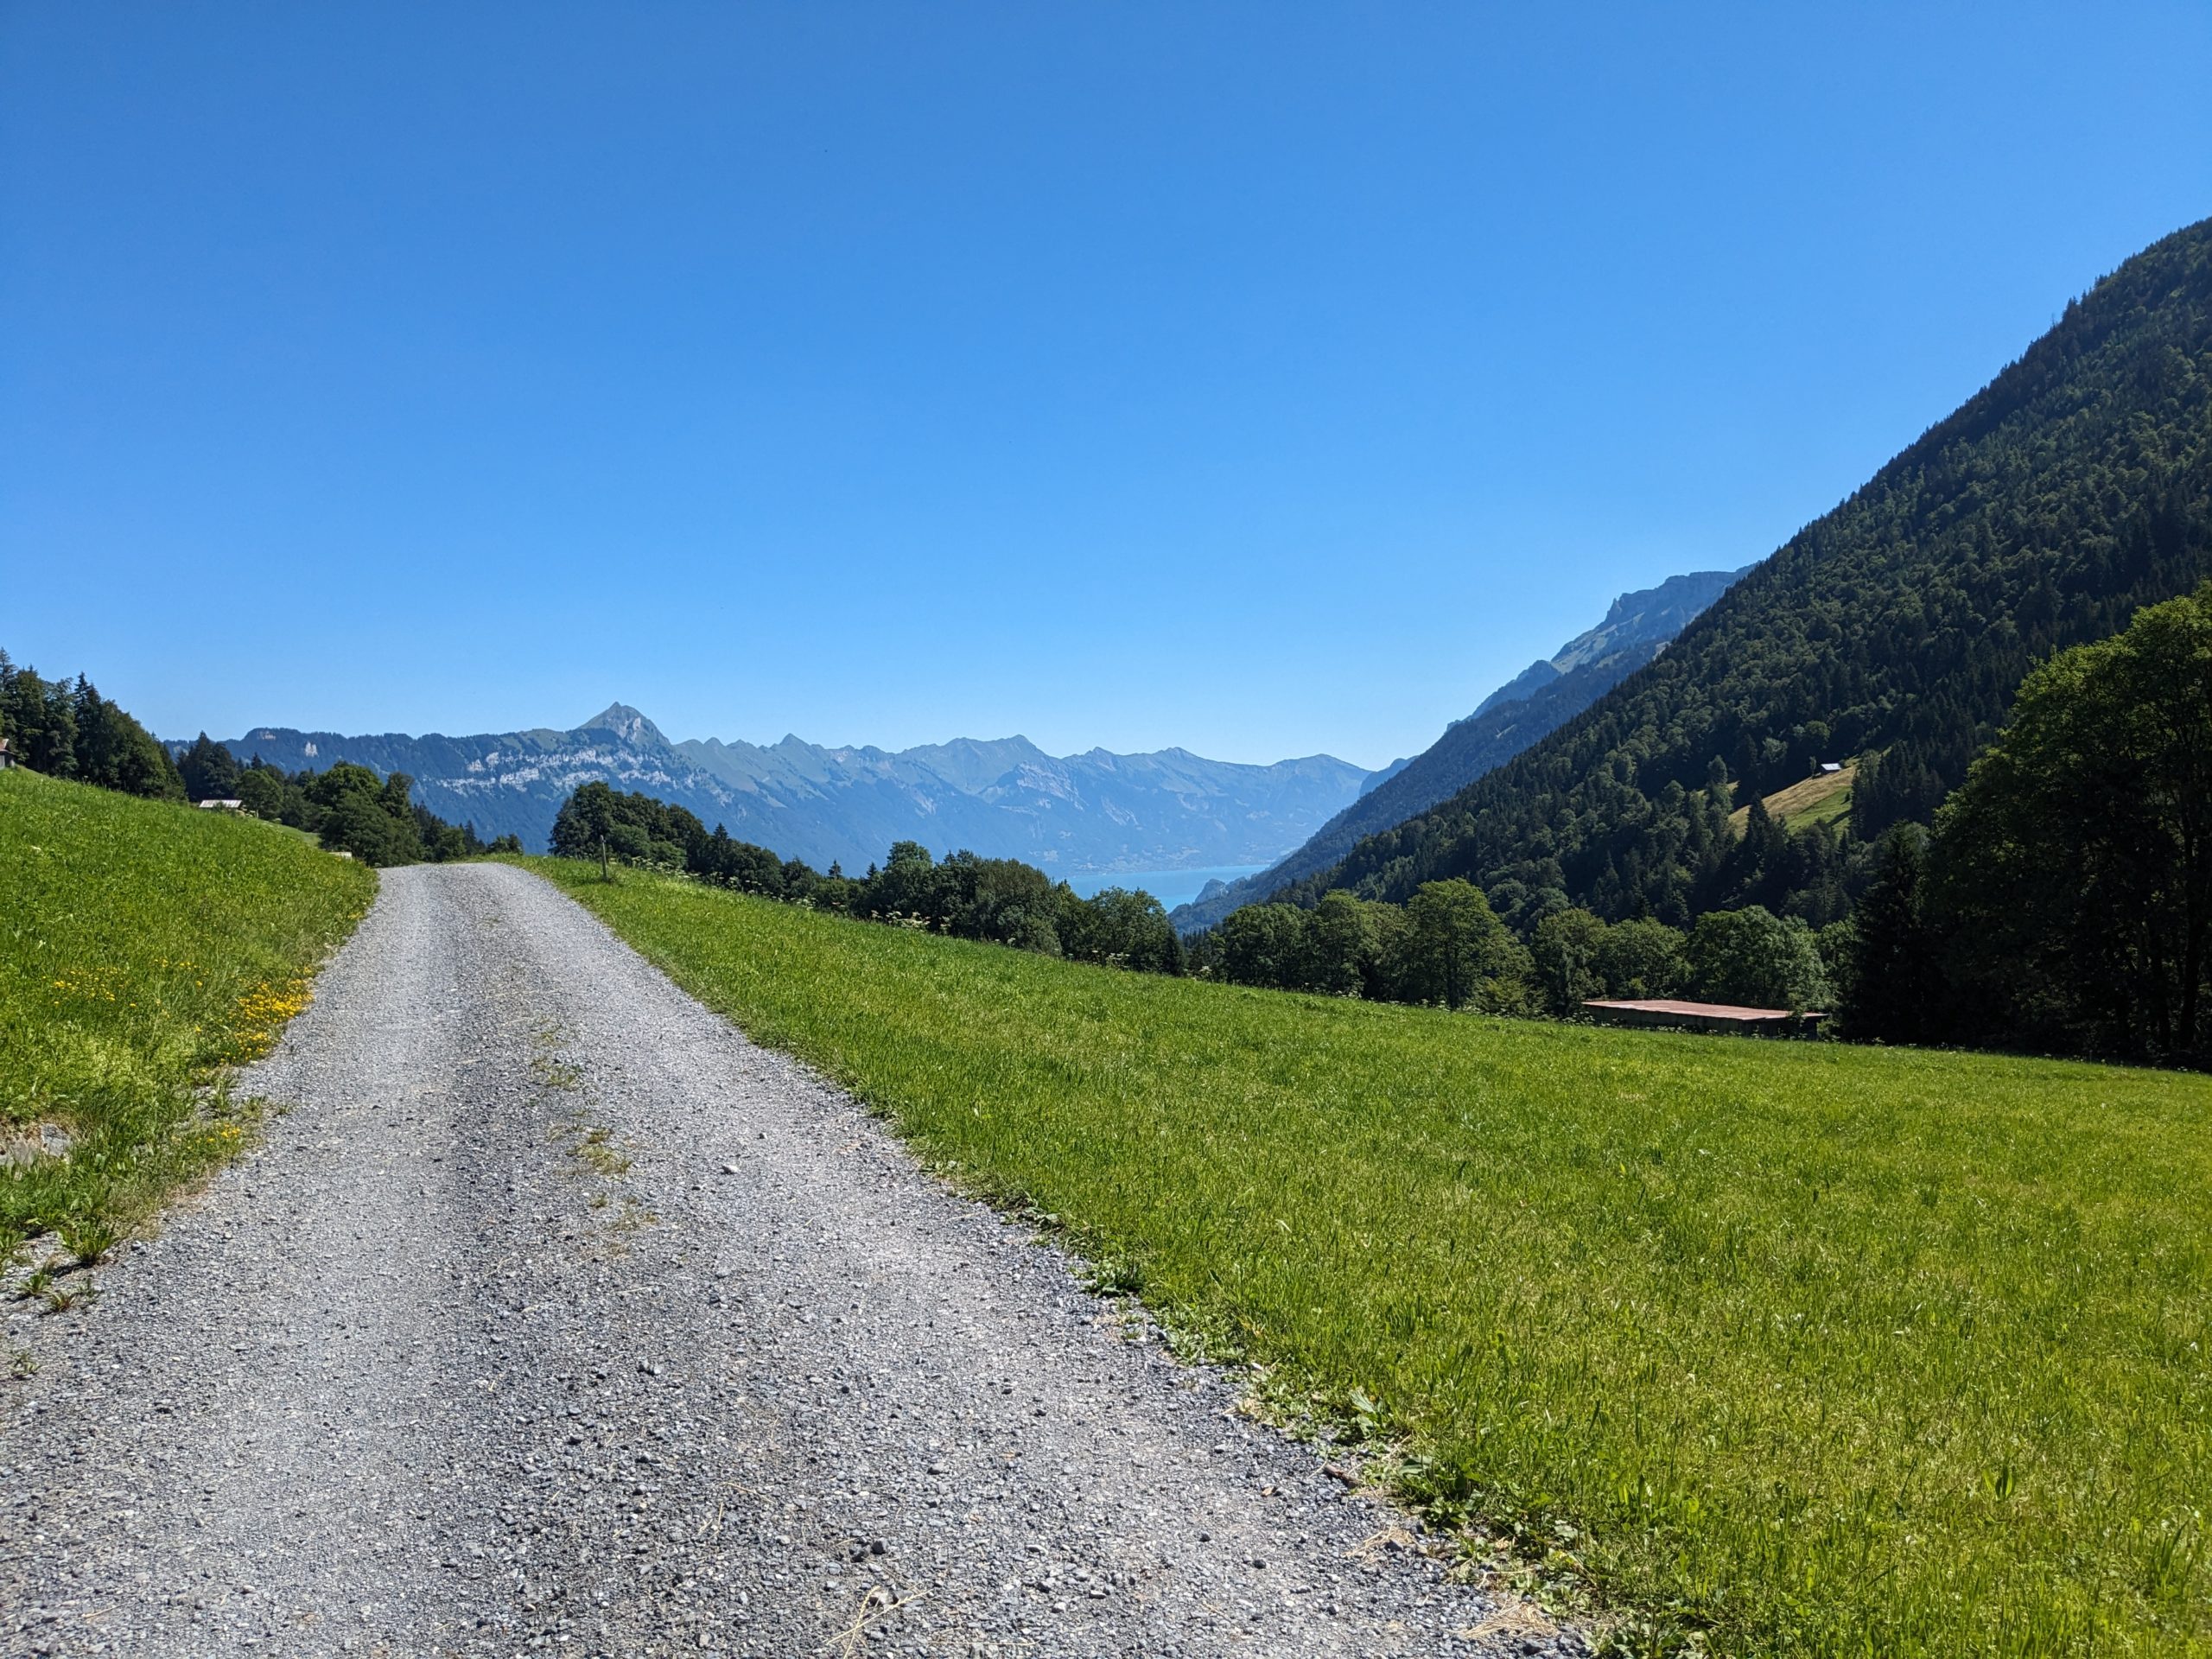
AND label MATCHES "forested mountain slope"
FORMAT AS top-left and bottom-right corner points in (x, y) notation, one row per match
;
(1170, 567), (1745, 932)
(1280, 216), (2212, 926)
